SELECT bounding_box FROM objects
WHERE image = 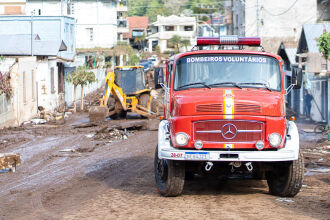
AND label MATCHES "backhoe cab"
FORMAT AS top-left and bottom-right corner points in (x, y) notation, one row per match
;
(89, 66), (156, 122)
